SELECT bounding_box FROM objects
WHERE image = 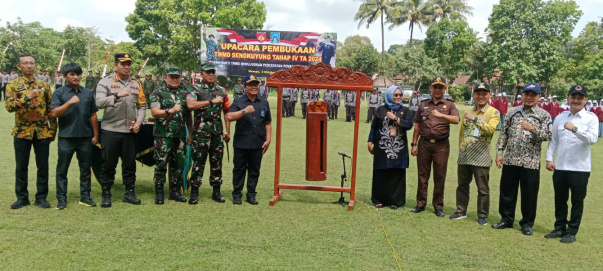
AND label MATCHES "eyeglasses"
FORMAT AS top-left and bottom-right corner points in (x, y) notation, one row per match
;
(393, 94), (403, 97)
(204, 70), (216, 75)
(20, 62), (36, 66)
